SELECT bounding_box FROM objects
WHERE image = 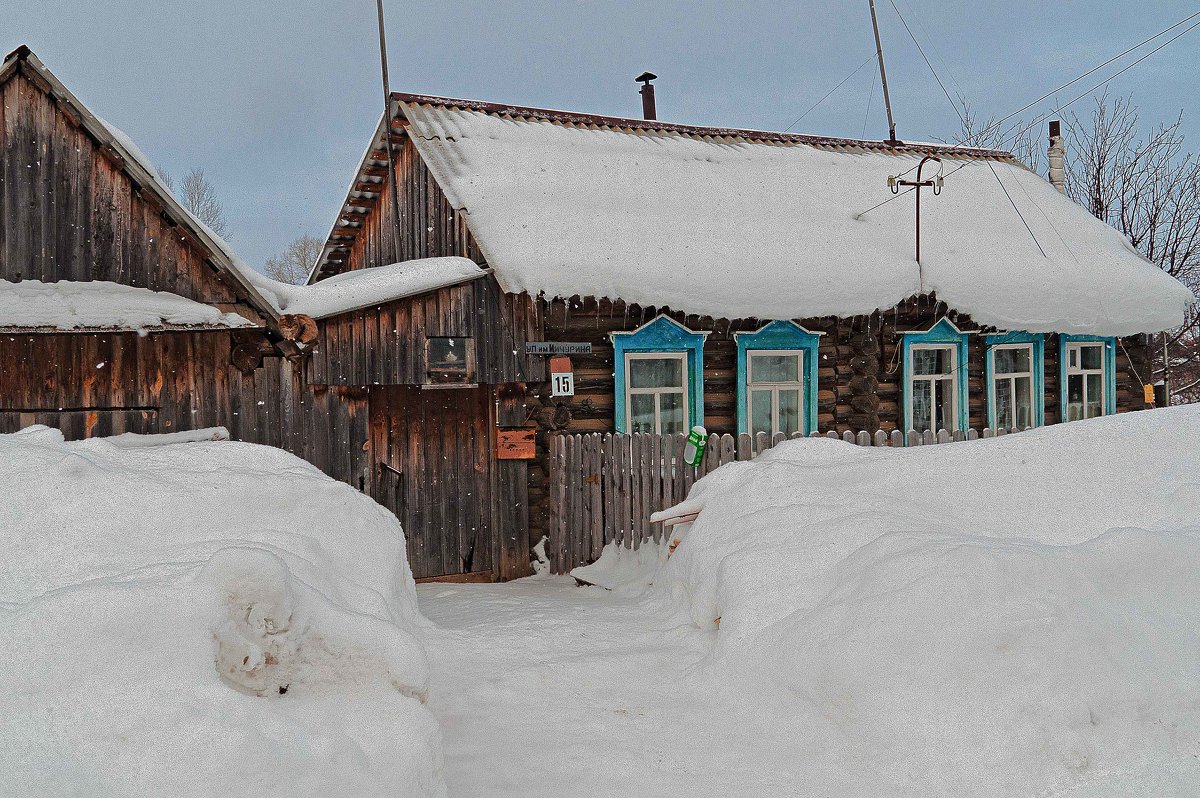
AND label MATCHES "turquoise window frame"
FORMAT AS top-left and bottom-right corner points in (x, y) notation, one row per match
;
(902, 318), (970, 437)
(1058, 335), (1117, 421)
(984, 332), (1045, 429)
(611, 315), (707, 434)
(734, 321), (821, 436)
